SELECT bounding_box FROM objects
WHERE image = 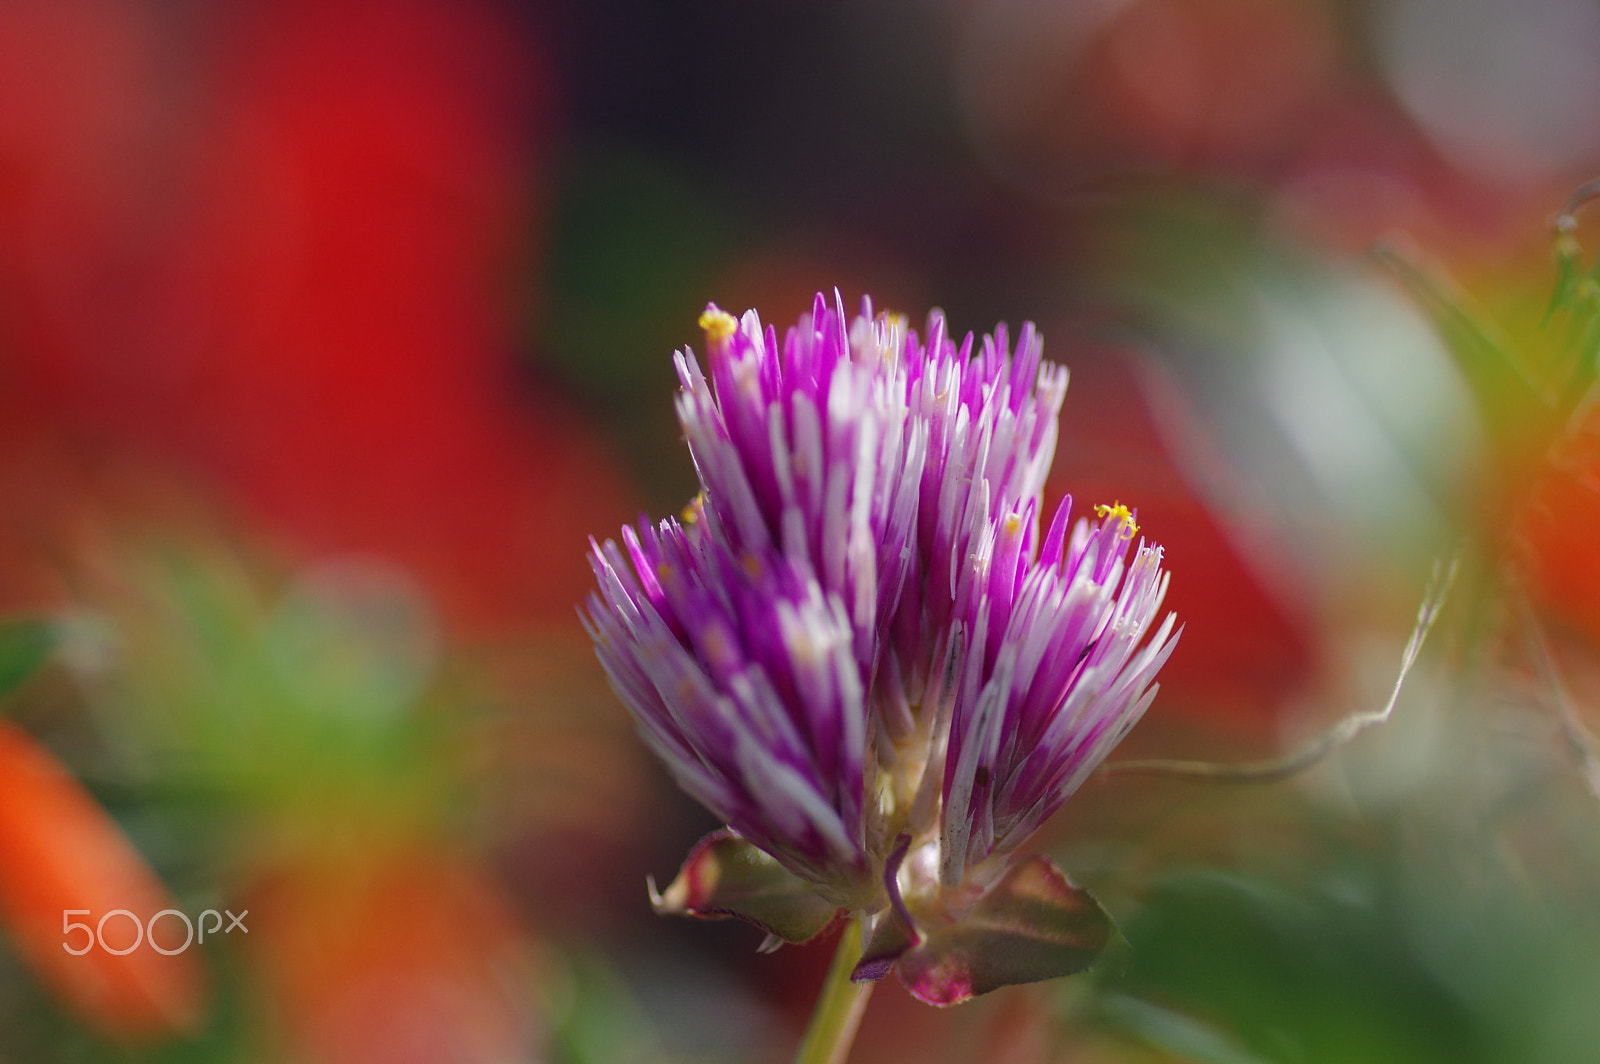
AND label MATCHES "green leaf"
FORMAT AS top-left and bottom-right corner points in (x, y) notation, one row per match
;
(1105, 871), (1488, 1064)
(1373, 243), (1550, 429)
(648, 829), (838, 945)
(543, 948), (667, 1064)
(1096, 994), (1277, 1064)
(894, 854), (1115, 1007)
(0, 619), (56, 698)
